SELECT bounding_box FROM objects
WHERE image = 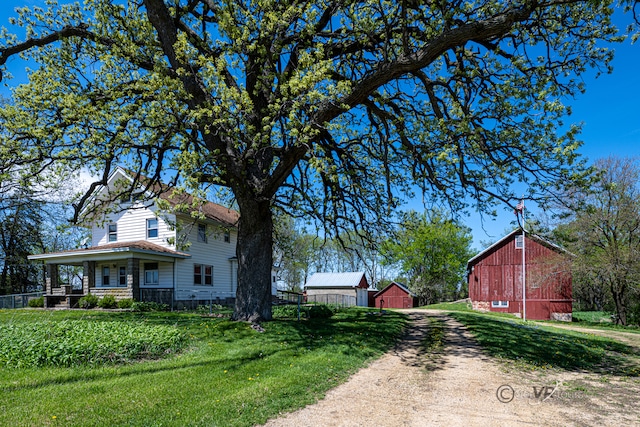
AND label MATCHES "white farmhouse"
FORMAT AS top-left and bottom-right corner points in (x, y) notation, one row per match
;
(29, 167), (247, 309)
